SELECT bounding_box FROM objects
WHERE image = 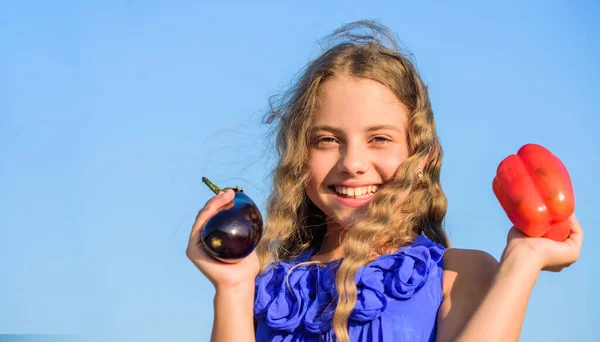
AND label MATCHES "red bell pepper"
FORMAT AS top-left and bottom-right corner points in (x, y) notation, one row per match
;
(492, 143), (575, 241)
